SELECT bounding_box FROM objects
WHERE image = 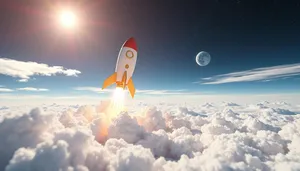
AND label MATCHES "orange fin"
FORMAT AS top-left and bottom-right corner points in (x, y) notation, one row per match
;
(127, 77), (135, 98)
(102, 72), (117, 89)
